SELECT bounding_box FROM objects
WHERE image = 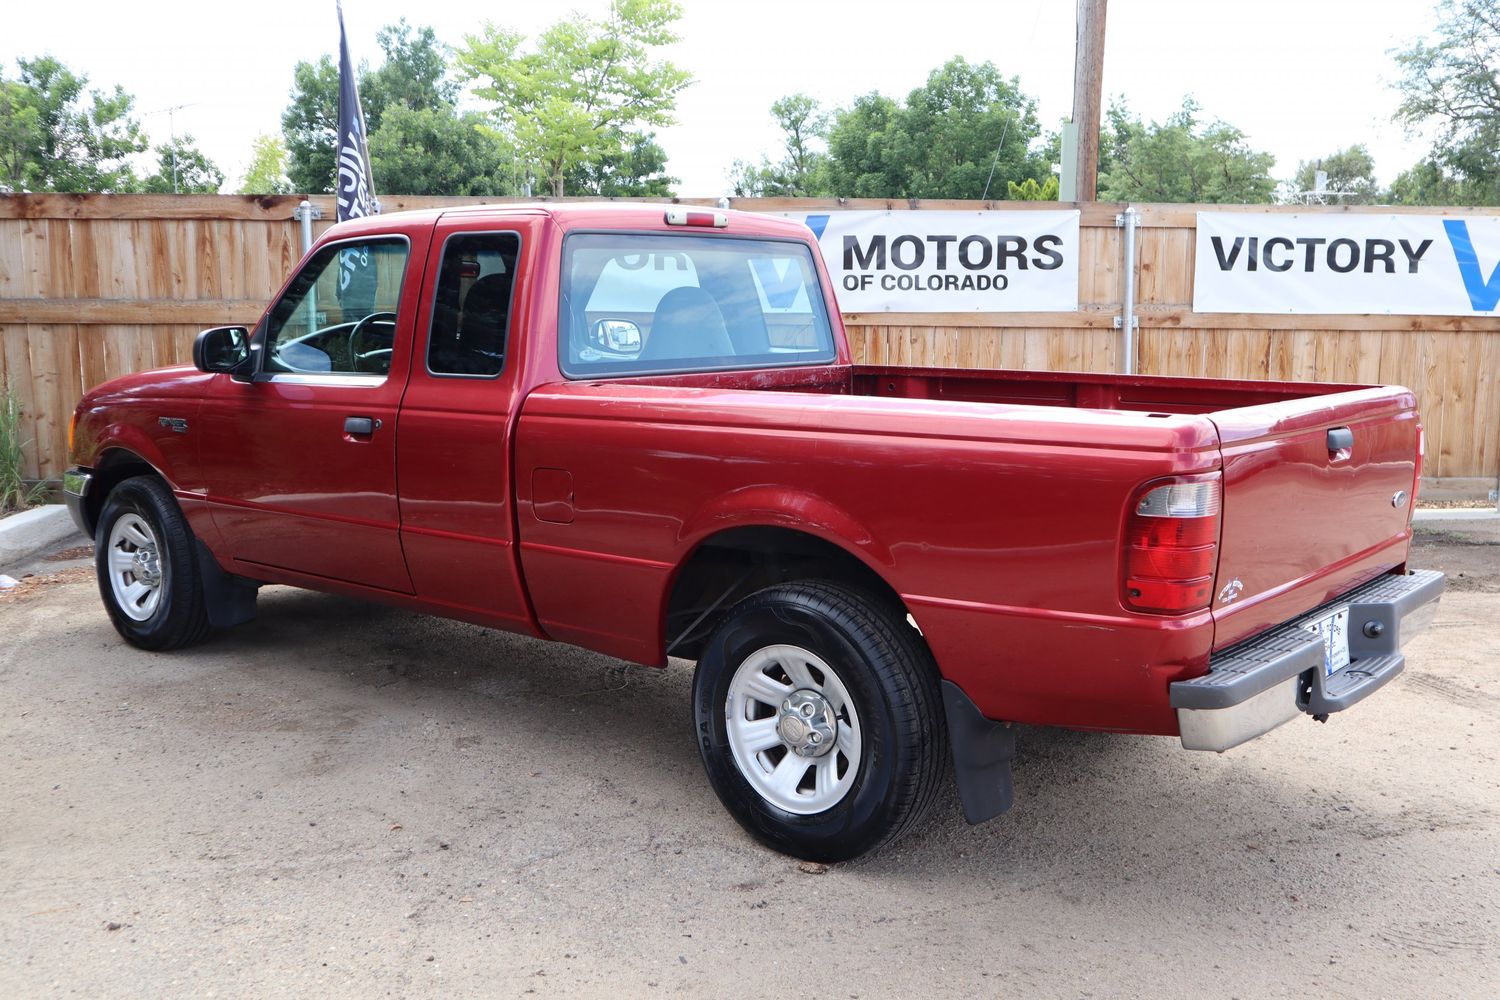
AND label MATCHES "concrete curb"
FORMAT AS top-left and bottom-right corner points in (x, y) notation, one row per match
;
(1413, 508), (1500, 523)
(0, 505), (83, 568)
